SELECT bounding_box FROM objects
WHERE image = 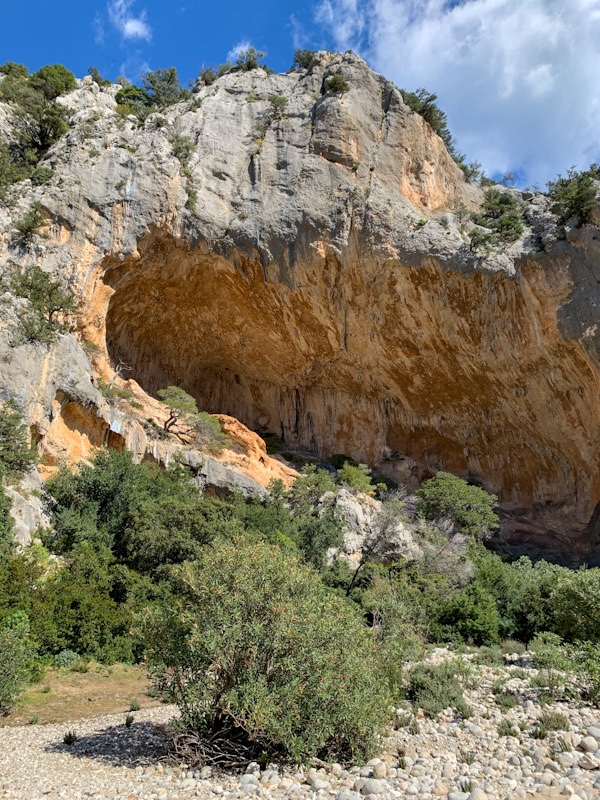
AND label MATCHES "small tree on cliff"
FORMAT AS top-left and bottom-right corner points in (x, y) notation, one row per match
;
(156, 386), (227, 451)
(416, 471), (499, 539)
